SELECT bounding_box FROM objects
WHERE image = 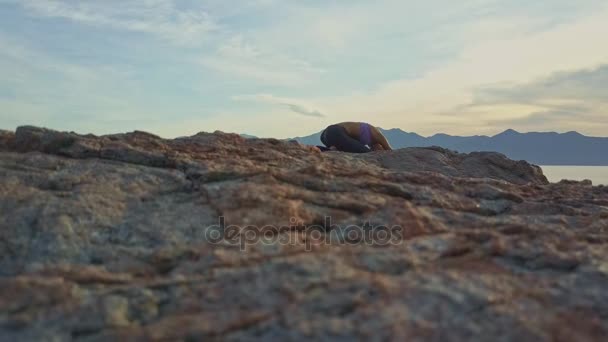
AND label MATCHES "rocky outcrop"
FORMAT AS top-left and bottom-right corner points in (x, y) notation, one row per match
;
(0, 126), (607, 341)
(361, 146), (548, 185)
(0, 129), (14, 152)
